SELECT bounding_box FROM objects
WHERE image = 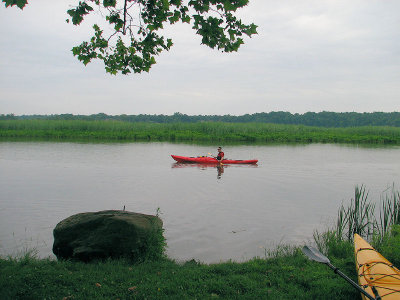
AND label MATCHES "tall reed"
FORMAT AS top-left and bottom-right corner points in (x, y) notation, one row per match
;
(314, 185), (400, 256)
(329, 185), (399, 243)
(335, 185), (376, 241)
(376, 186), (400, 242)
